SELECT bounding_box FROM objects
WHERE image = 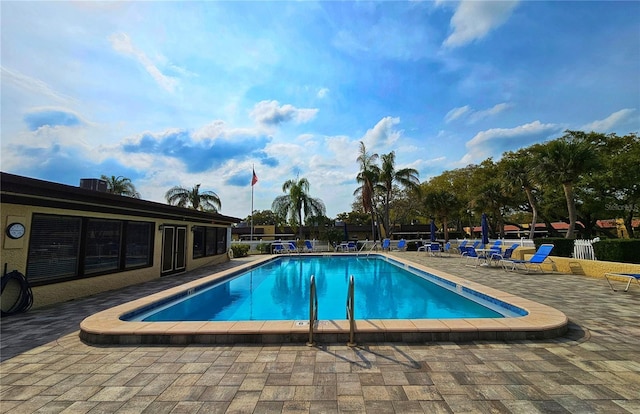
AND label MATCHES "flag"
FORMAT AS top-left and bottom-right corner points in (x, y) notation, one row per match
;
(251, 169), (258, 186)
